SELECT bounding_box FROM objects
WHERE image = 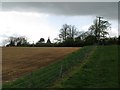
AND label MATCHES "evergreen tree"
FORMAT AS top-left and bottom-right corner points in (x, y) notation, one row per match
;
(47, 37), (51, 44)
